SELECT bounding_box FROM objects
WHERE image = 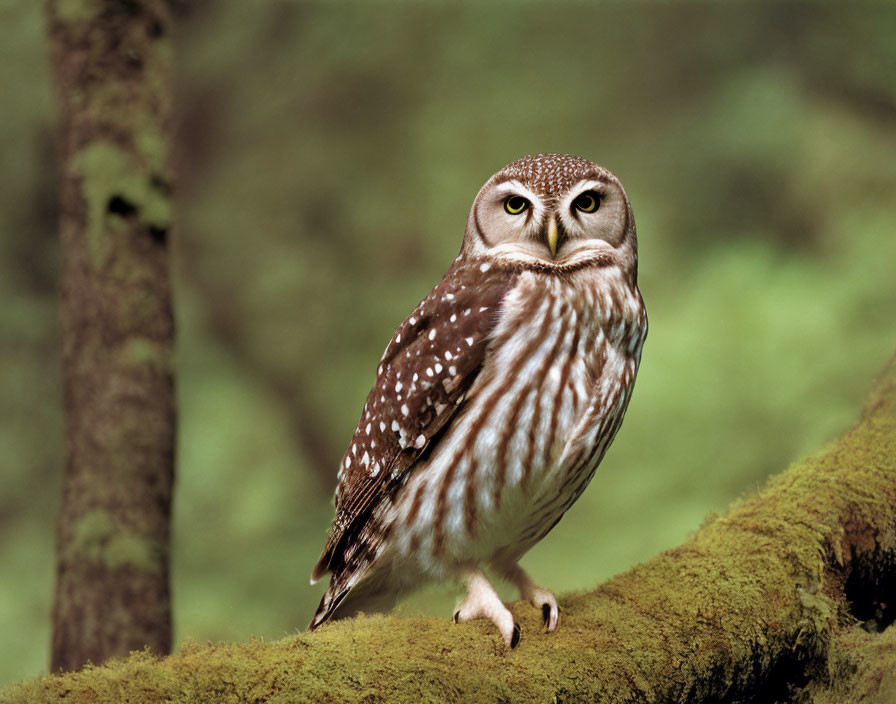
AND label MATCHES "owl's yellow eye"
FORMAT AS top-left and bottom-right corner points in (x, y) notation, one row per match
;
(573, 192), (600, 213)
(504, 196), (530, 215)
